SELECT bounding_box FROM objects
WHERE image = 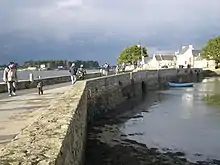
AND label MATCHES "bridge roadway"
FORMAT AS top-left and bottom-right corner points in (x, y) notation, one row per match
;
(0, 82), (71, 149)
